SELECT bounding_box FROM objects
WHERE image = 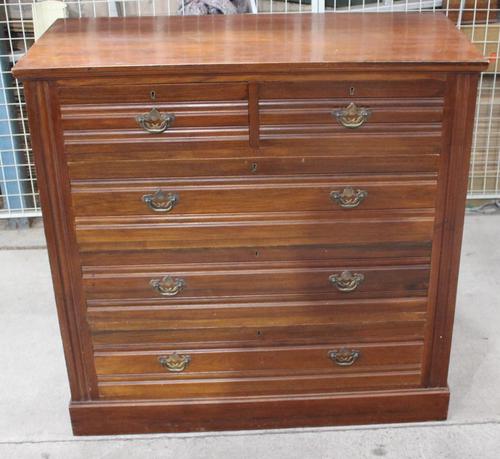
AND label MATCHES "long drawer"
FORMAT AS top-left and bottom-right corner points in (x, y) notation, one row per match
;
(71, 175), (437, 218)
(75, 214), (435, 252)
(80, 243), (433, 268)
(89, 297), (428, 350)
(83, 262), (430, 304)
(95, 341), (424, 399)
(69, 153), (440, 180)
